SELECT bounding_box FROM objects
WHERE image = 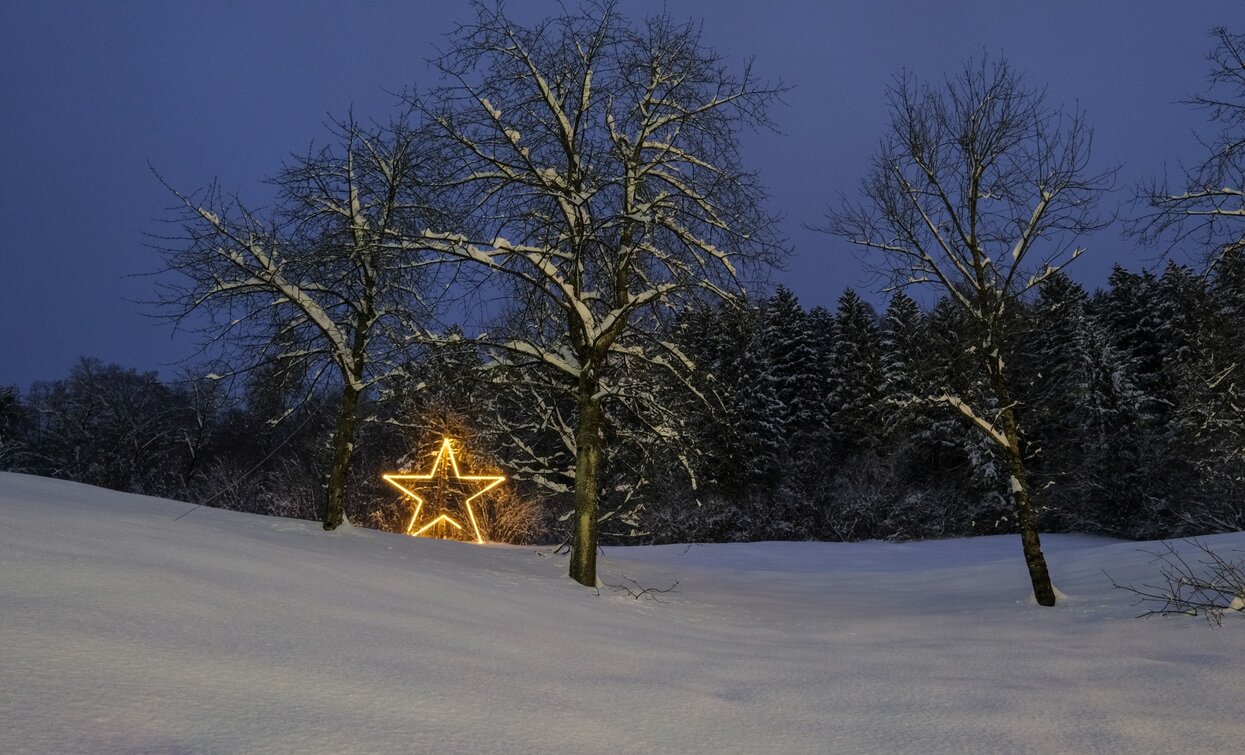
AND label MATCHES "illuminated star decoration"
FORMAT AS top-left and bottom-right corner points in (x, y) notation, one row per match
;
(382, 438), (506, 543)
